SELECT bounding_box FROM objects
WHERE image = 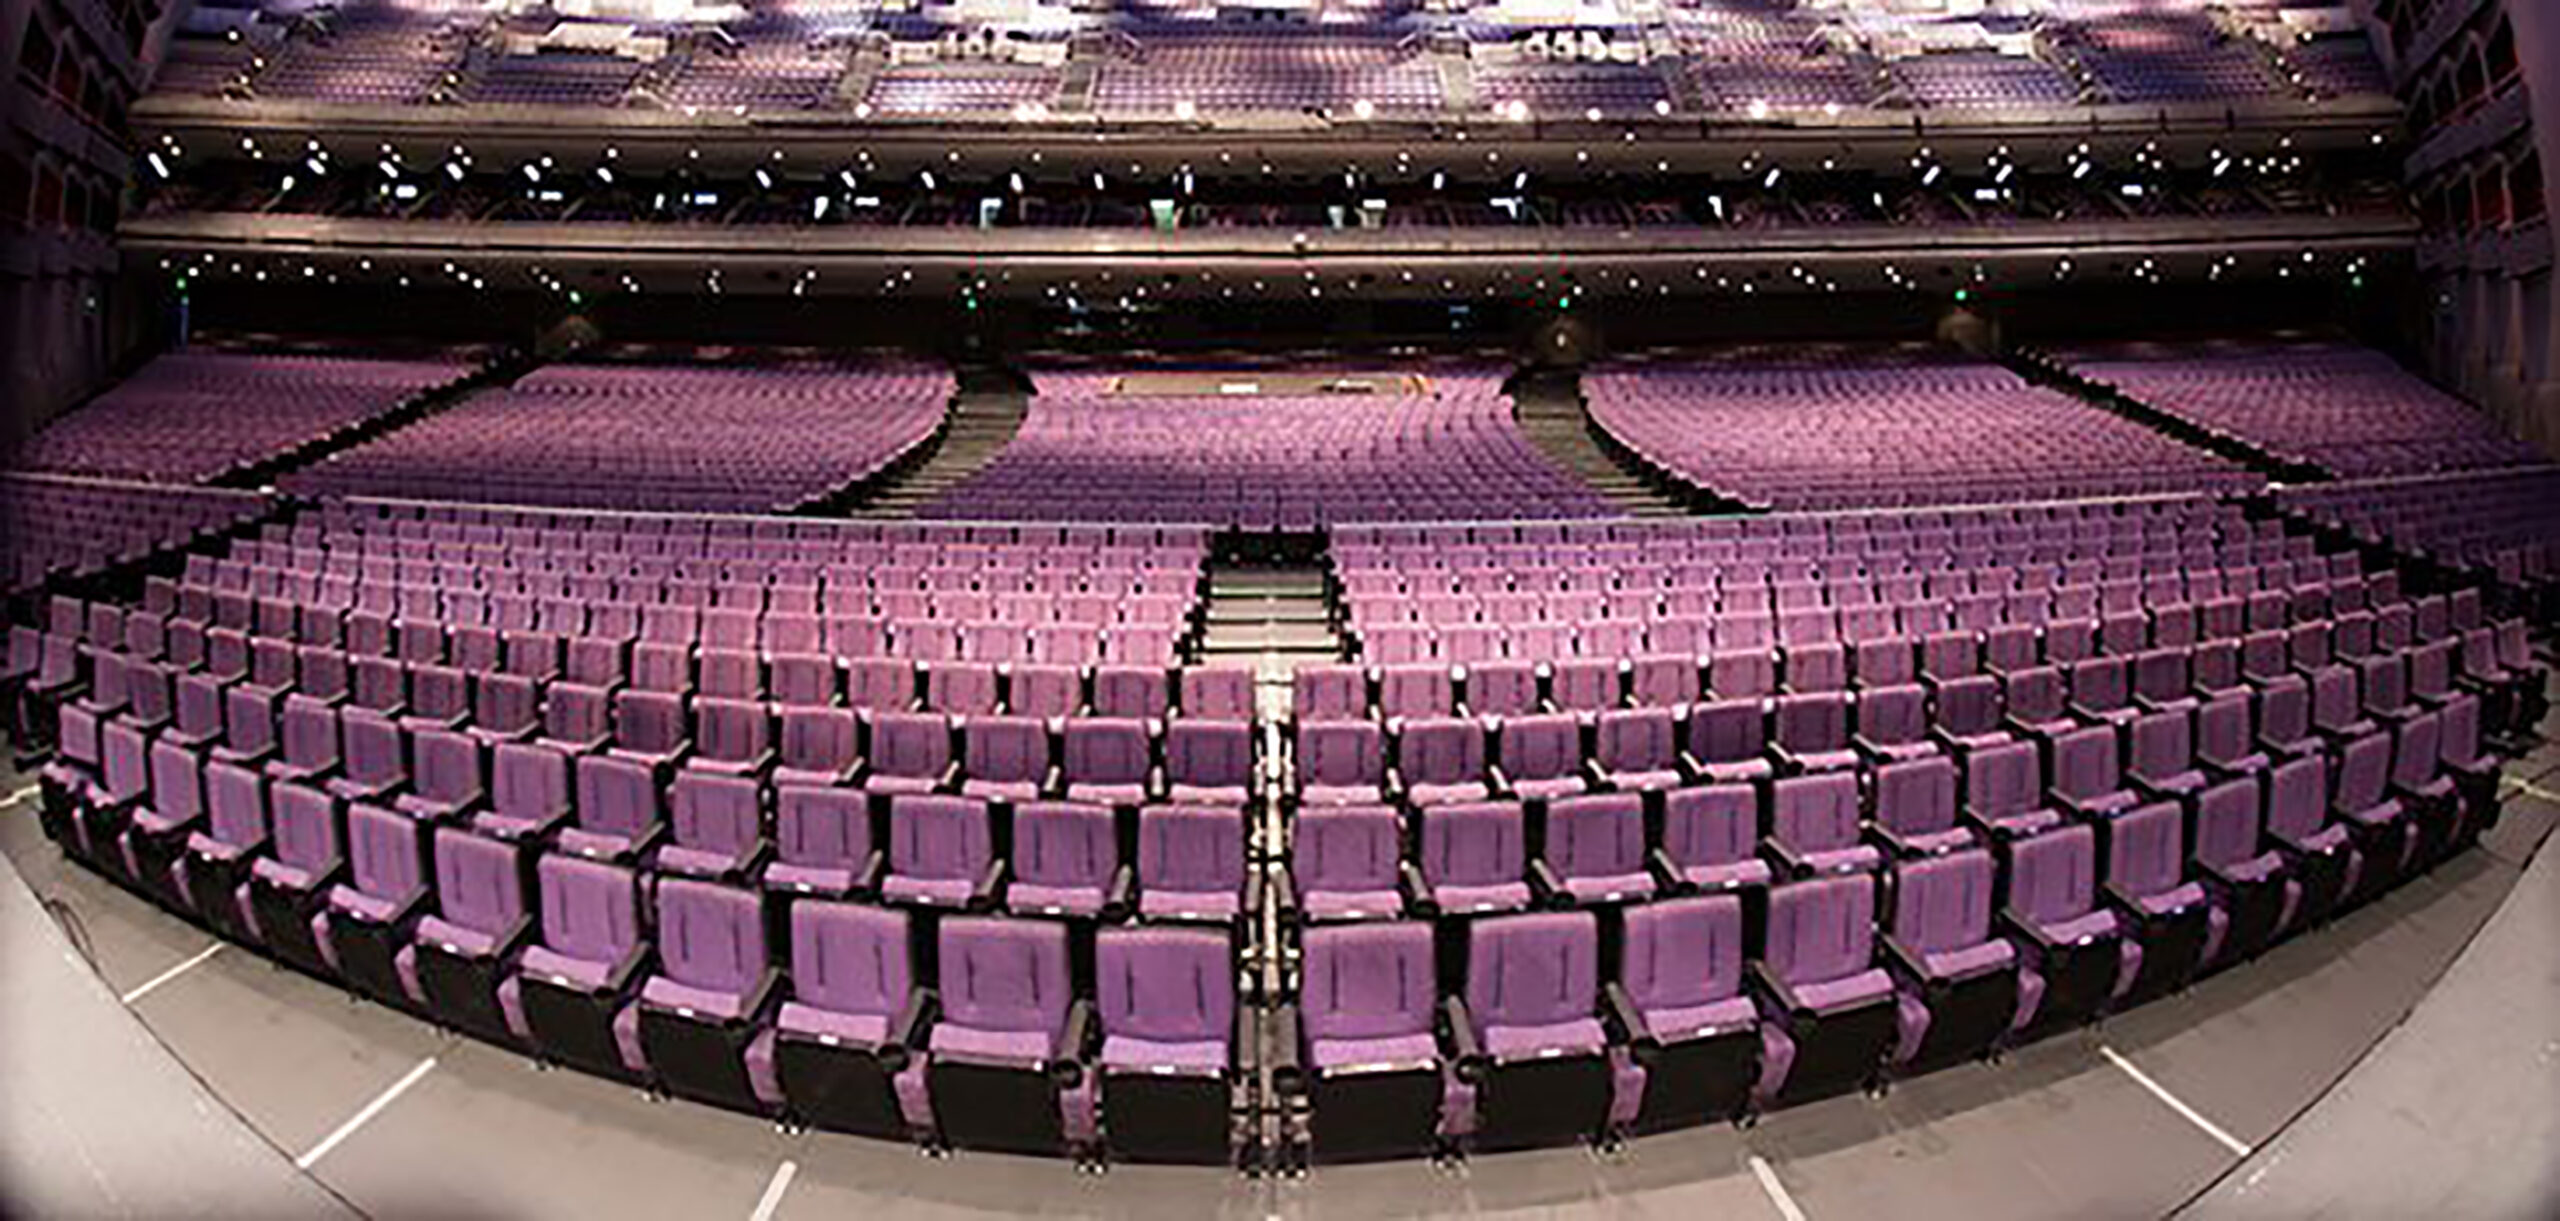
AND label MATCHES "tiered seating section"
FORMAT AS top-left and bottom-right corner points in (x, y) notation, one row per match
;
(281, 360), (952, 513)
(2276, 468), (2560, 617)
(14, 351), (473, 484)
(1586, 351), (2260, 511)
(160, 0), (2388, 118)
(19, 494), (2538, 1166)
(0, 475), (273, 599)
(2056, 342), (2543, 478)
(923, 371), (1614, 527)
